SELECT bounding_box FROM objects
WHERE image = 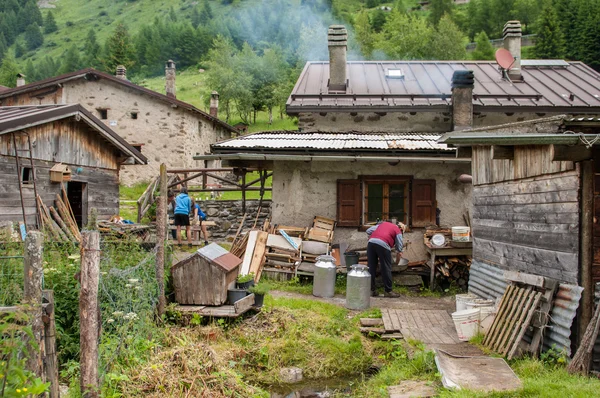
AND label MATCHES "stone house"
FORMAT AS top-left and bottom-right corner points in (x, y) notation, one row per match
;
(0, 62), (236, 185)
(0, 104), (146, 229)
(441, 115), (600, 362)
(196, 22), (600, 263)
